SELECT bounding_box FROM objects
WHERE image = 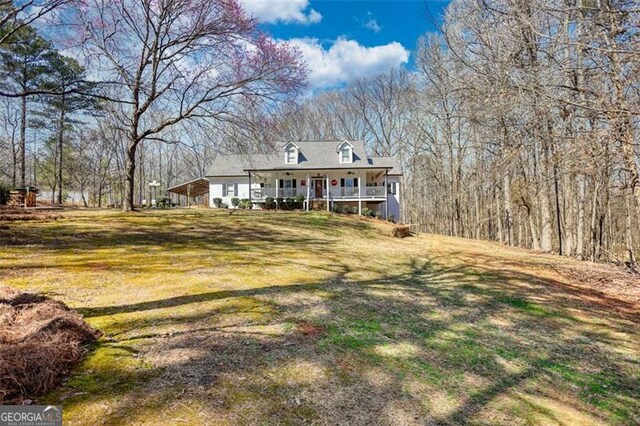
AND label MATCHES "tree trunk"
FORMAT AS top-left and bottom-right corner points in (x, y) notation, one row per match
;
(496, 188), (503, 243)
(503, 173), (513, 245)
(524, 200), (540, 250)
(576, 176), (586, 259)
(589, 180), (600, 261)
(625, 192), (635, 265)
(19, 93), (26, 188)
(553, 163), (563, 255)
(620, 127), (640, 223)
(56, 98), (66, 204)
(539, 187), (553, 252)
(11, 136), (17, 187)
(124, 142), (138, 211)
